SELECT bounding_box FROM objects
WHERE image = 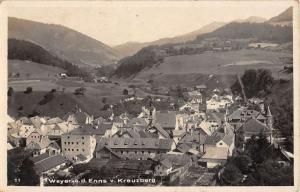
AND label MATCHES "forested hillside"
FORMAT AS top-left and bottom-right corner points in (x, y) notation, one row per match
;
(8, 39), (89, 78)
(195, 22), (292, 43)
